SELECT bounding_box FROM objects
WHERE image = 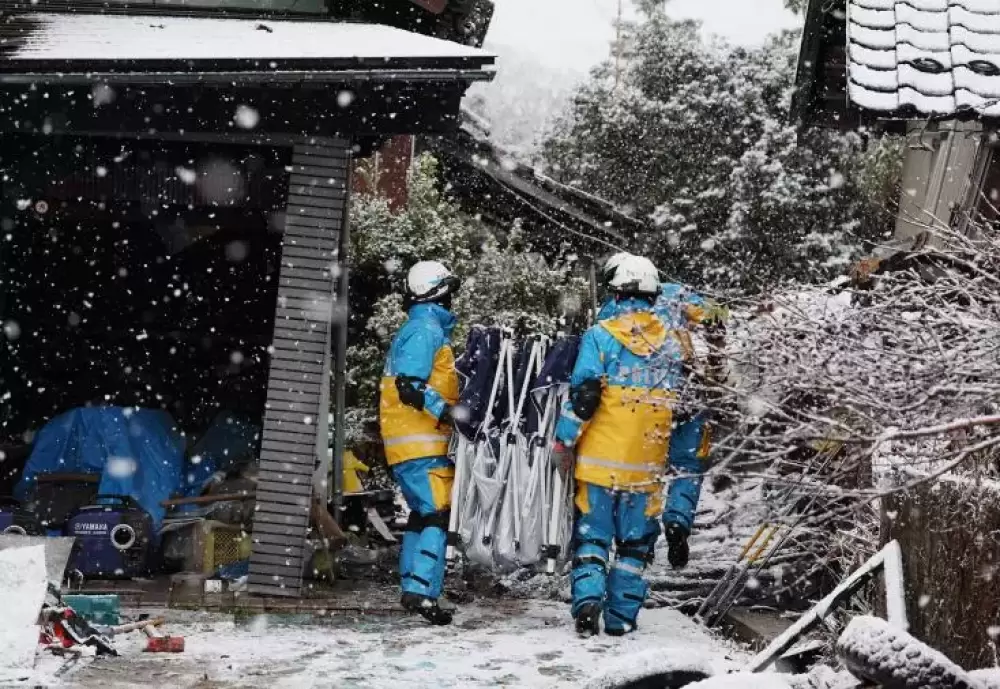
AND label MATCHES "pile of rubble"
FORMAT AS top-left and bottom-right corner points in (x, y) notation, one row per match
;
(0, 539), (184, 684)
